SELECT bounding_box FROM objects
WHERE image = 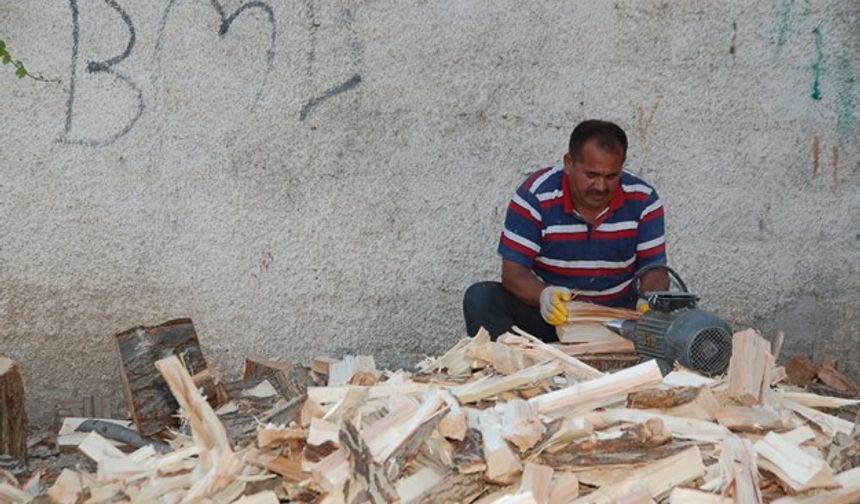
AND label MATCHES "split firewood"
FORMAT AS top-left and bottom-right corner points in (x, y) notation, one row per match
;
(478, 407), (523, 483)
(0, 355), (27, 465)
(418, 328), (491, 376)
(719, 436), (762, 503)
(46, 468), (84, 504)
(754, 431), (839, 492)
(824, 409), (860, 473)
(498, 399), (545, 452)
(715, 406), (788, 432)
(505, 327), (604, 380)
(548, 472), (579, 503)
(556, 323), (628, 344)
(328, 355), (378, 387)
(570, 446), (706, 503)
(668, 488), (732, 503)
(452, 360), (563, 404)
(312, 356), (339, 377)
(529, 359), (663, 417)
(726, 329), (773, 407)
(243, 354), (322, 400)
(15, 319), (860, 503)
(628, 386), (720, 421)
